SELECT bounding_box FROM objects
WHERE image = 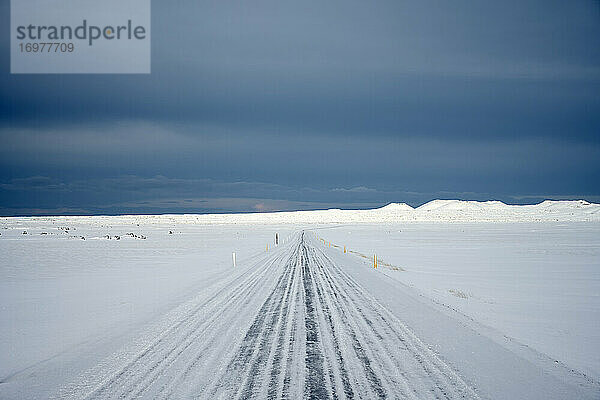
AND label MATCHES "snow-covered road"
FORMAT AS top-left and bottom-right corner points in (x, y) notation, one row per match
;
(60, 232), (477, 399)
